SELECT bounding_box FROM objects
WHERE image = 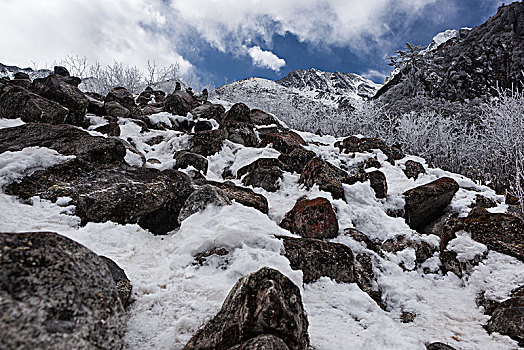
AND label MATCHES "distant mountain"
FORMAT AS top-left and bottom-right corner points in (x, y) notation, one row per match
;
(0, 63), (51, 80)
